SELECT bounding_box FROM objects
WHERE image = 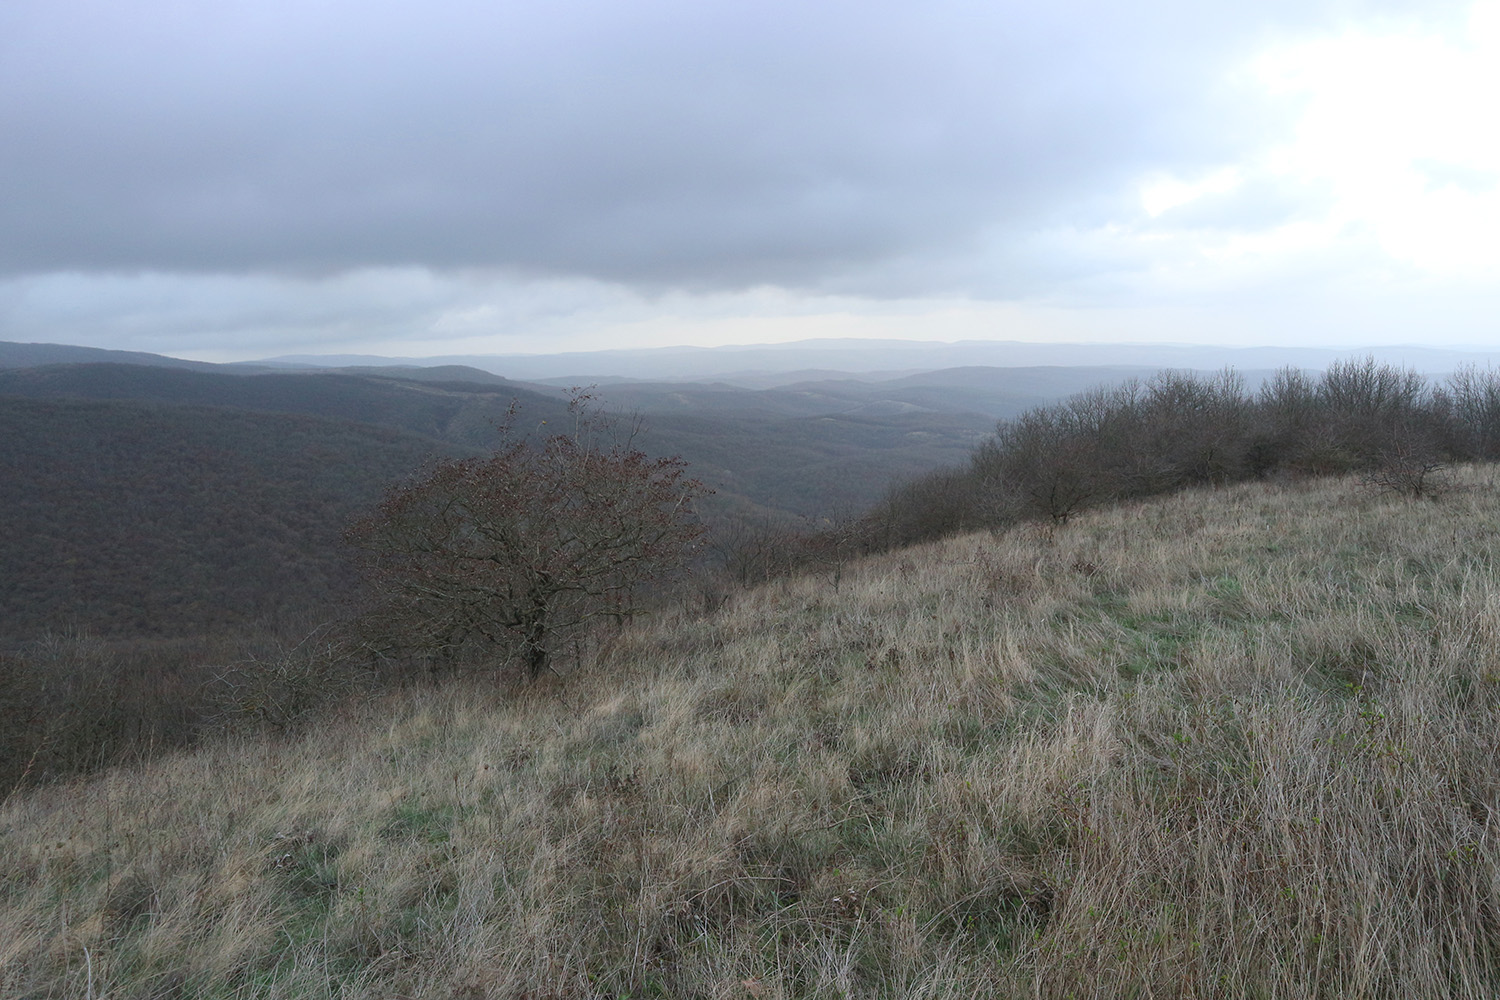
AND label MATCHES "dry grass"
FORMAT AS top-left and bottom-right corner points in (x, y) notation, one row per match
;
(6, 469), (1500, 997)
